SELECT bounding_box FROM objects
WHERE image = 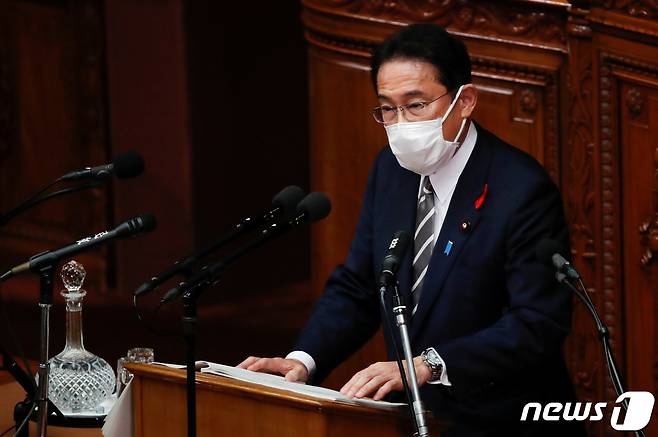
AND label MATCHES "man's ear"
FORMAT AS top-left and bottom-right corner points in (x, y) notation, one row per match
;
(458, 84), (478, 118)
